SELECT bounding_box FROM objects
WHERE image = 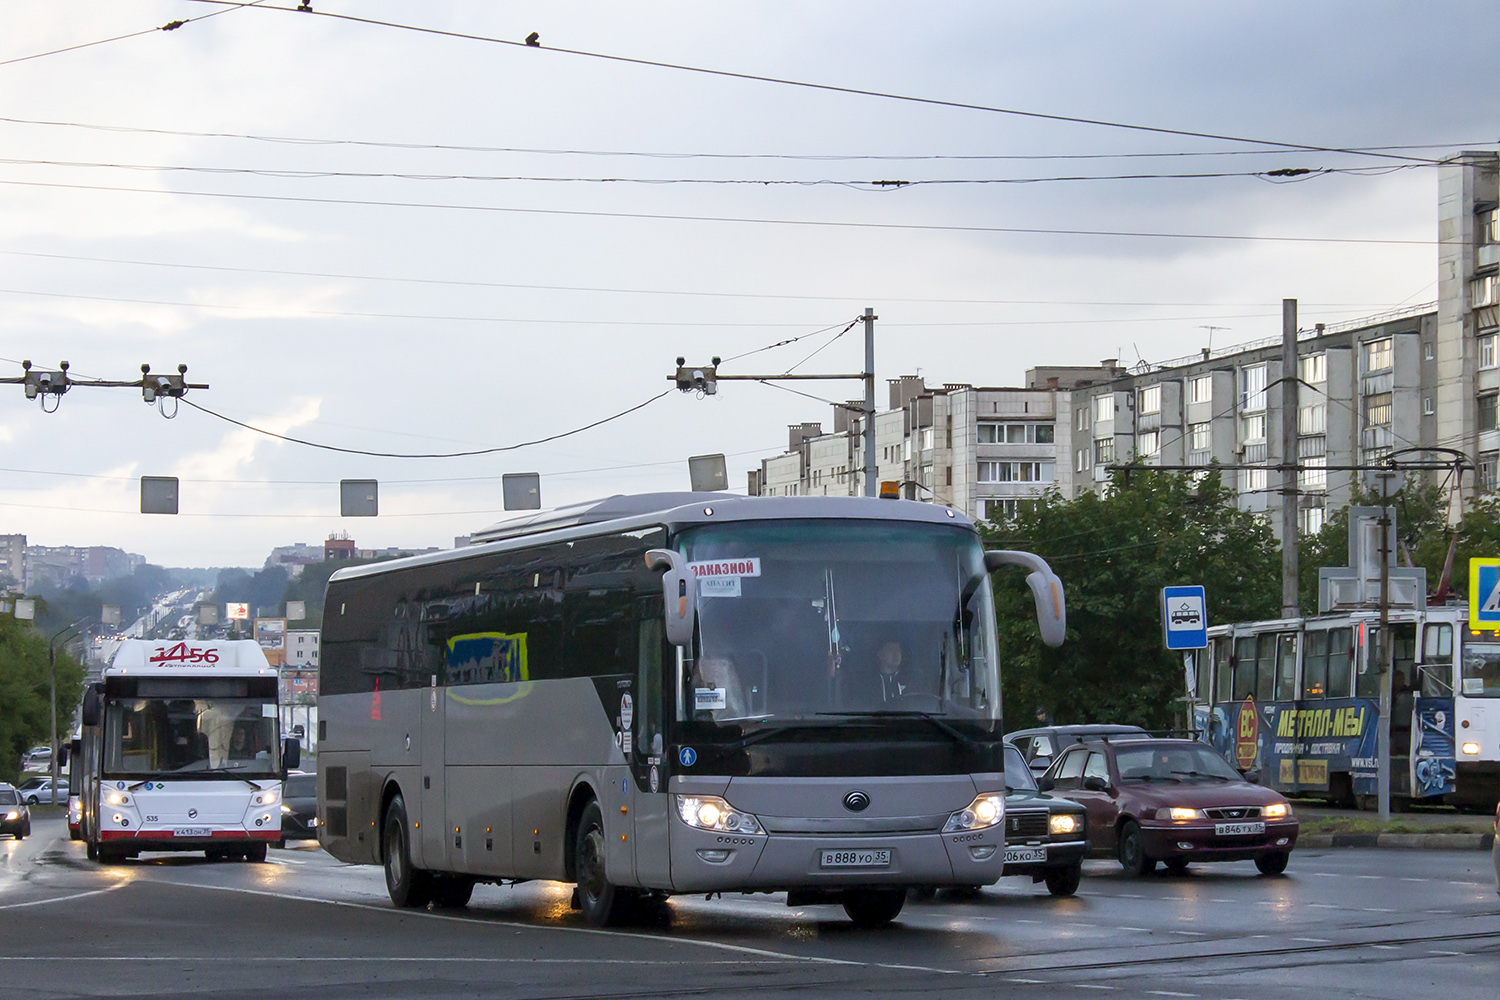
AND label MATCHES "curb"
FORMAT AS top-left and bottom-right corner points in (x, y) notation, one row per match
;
(1300, 832), (1496, 850)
